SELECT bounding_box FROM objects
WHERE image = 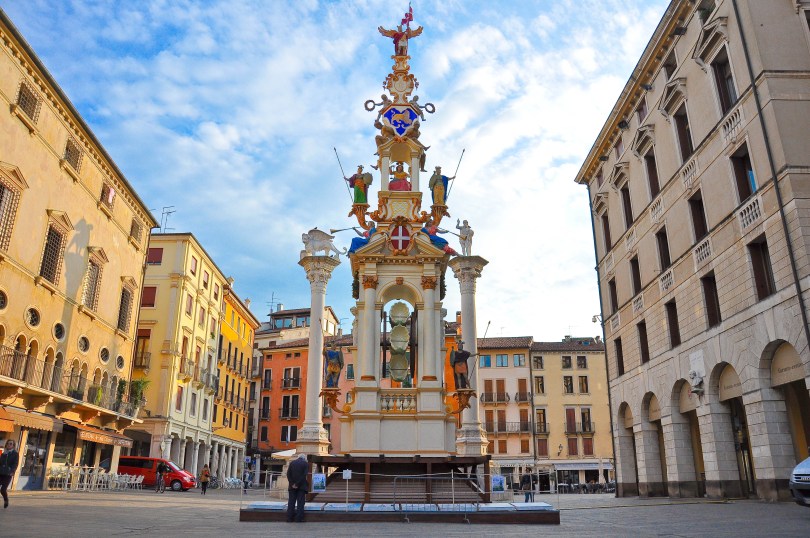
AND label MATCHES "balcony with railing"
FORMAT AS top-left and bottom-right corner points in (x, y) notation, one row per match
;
(0, 345), (141, 419)
(282, 377), (301, 389)
(564, 421), (595, 435)
(262, 378), (272, 390)
(480, 392), (510, 404)
(133, 351), (151, 370)
(259, 408), (271, 420)
(177, 358), (194, 381)
(514, 391), (532, 403)
(534, 422), (549, 435)
(279, 407), (300, 419)
(484, 421), (532, 434)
